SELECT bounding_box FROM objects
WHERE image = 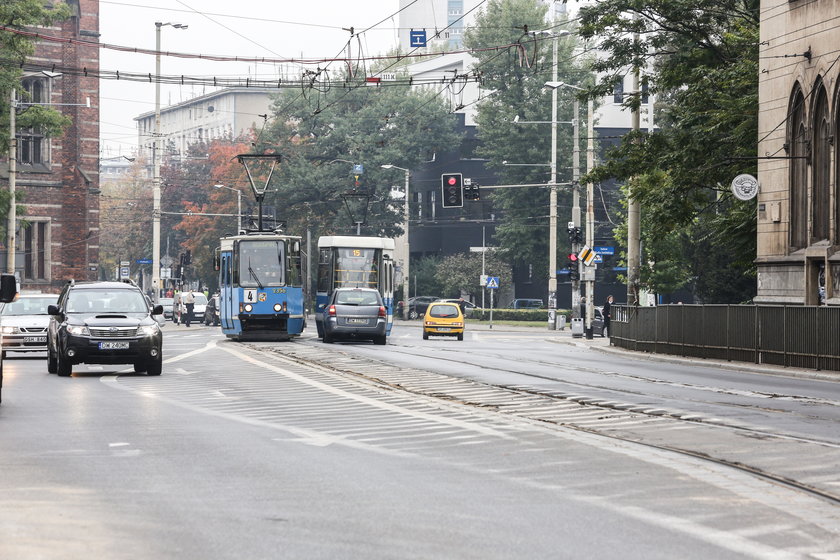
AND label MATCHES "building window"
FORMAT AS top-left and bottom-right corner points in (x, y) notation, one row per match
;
(811, 82), (830, 242)
(613, 76), (624, 103)
(18, 77), (49, 166)
(788, 86), (807, 250)
(20, 220), (50, 282)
